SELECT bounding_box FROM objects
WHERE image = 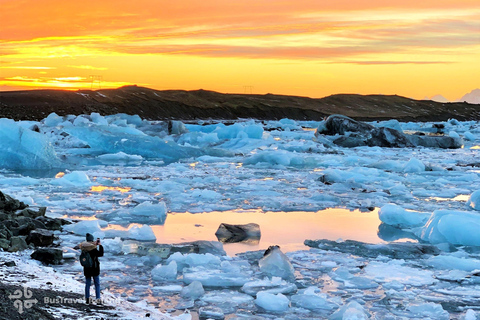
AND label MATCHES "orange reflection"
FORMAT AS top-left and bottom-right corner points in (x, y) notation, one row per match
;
(150, 208), (383, 256)
(55, 172), (65, 178)
(90, 186), (131, 193)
